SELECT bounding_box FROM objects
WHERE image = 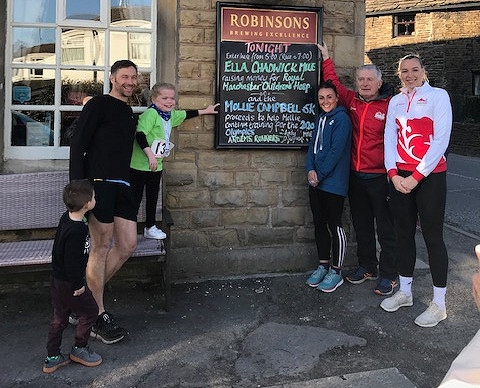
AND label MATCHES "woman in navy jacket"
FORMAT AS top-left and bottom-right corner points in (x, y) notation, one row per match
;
(306, 81), (352, 293)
